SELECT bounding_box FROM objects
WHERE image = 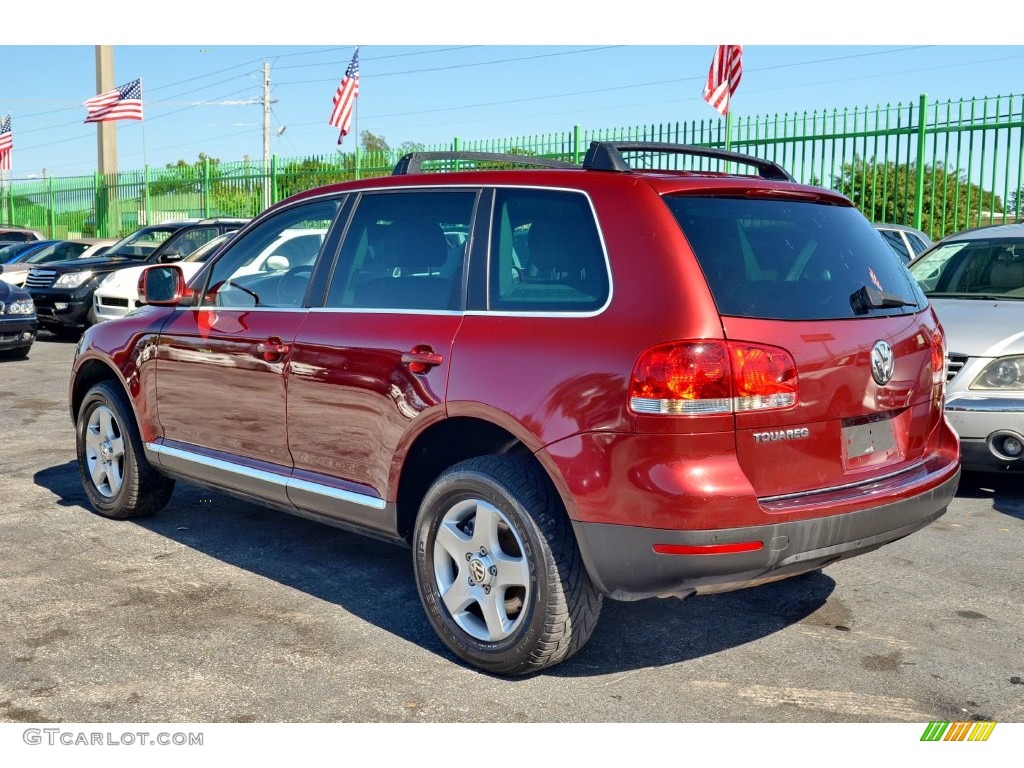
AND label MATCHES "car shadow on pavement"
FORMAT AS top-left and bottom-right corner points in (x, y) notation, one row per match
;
(34, 461), (835, 677)
(954, 471), (1024, 521)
